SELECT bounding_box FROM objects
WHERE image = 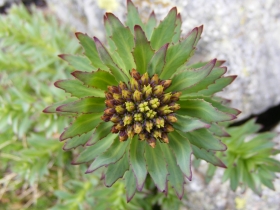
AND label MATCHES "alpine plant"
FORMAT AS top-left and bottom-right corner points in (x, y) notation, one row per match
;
(44, 0), (240, 201)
